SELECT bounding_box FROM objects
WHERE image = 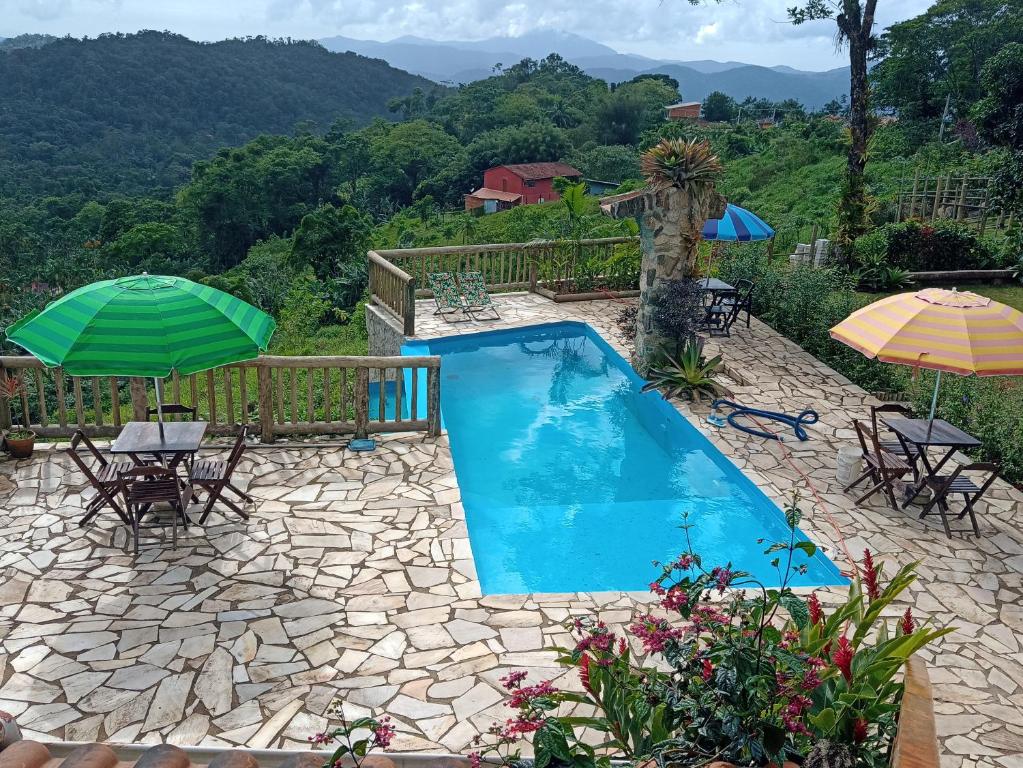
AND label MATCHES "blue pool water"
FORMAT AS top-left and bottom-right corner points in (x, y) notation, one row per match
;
(402, 322), (846, 595)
